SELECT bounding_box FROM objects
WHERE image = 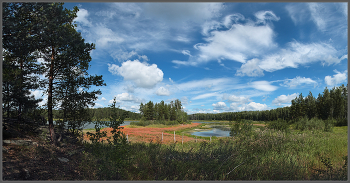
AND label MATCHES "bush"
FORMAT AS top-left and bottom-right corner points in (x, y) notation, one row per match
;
(230, 119), (253, 137)
(295, 117), (325, 131)
(267, 119), (290, 133)
(324, 118), (335, 132)
(334, 118), (347, 127)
